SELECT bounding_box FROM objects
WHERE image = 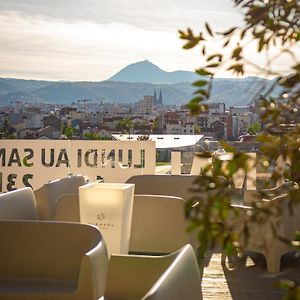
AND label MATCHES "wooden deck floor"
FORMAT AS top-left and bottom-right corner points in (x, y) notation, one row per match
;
(200, 251), (300, 300)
